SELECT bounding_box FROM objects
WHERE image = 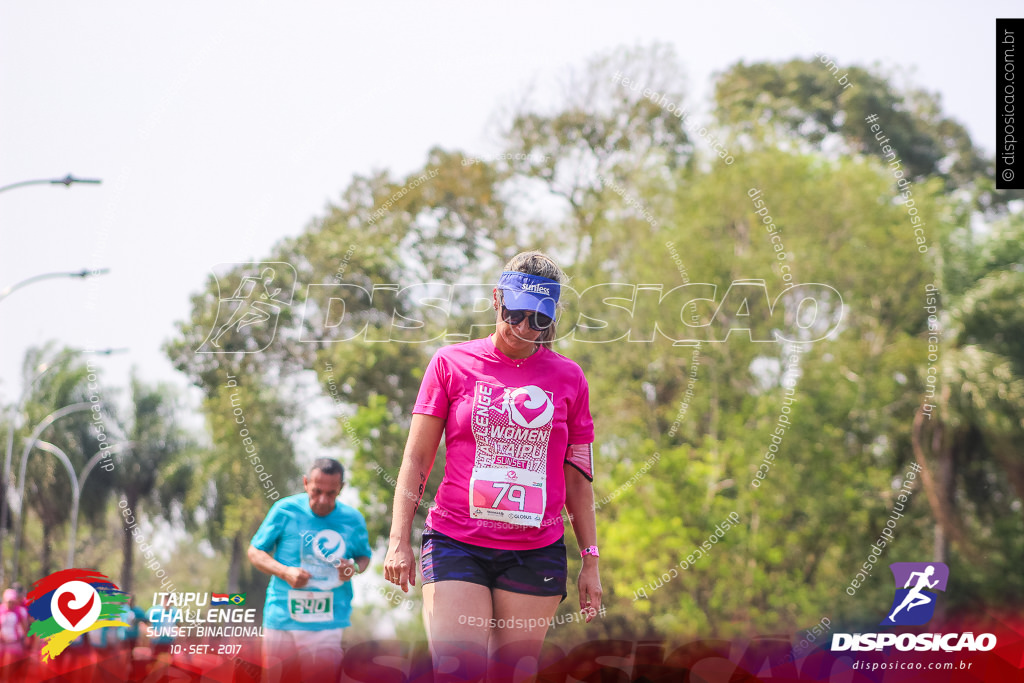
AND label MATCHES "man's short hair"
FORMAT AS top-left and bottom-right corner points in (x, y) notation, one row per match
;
(309, 457), (344, 481)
